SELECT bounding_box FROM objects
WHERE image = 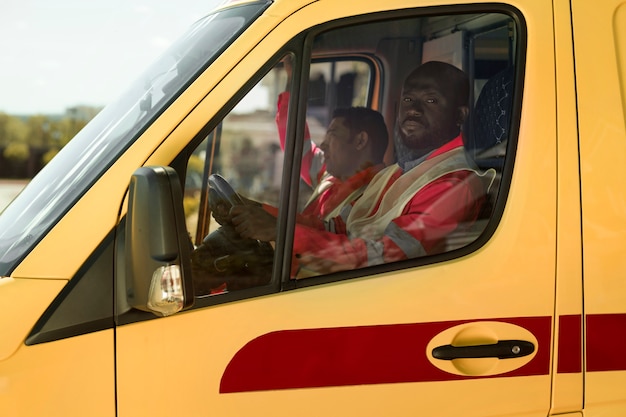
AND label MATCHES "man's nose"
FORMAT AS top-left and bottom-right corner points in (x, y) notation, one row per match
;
(406, 100), (423, 114)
